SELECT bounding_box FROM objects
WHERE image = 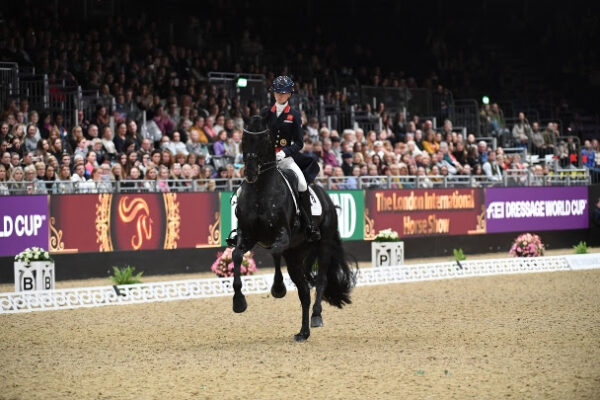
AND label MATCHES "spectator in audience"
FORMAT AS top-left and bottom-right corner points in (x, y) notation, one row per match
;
(212, 130), (228, 156)
(321, 138), (339, 167)
(483, 151), (503, 182)
(1, 151), (12, 174)
(84, 151), (98, 177)
(111, 163), (124, 181)
(69, 125), (85, 152)
(94, 106), (110, 128)
(512, 112), (532, 148)
(152, 105), (175, 137)
(9, 166), (27, 194)
(70, 163), (87, 185)
(44, 165), (56, 193)
(52, 164), (73, 194)
(126, 120), (143, 148)
(530, 122), (545, 155)
(100, 126), (116, 159)
(542, 123), (557, 150)
(24, 123), (40, 153)
(50, 137), (65, 160)
(421, 129), (438, 155)
(113, 122), (128, 154)
(0, 164), (9, 194)
(170, 131), (189, 156)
